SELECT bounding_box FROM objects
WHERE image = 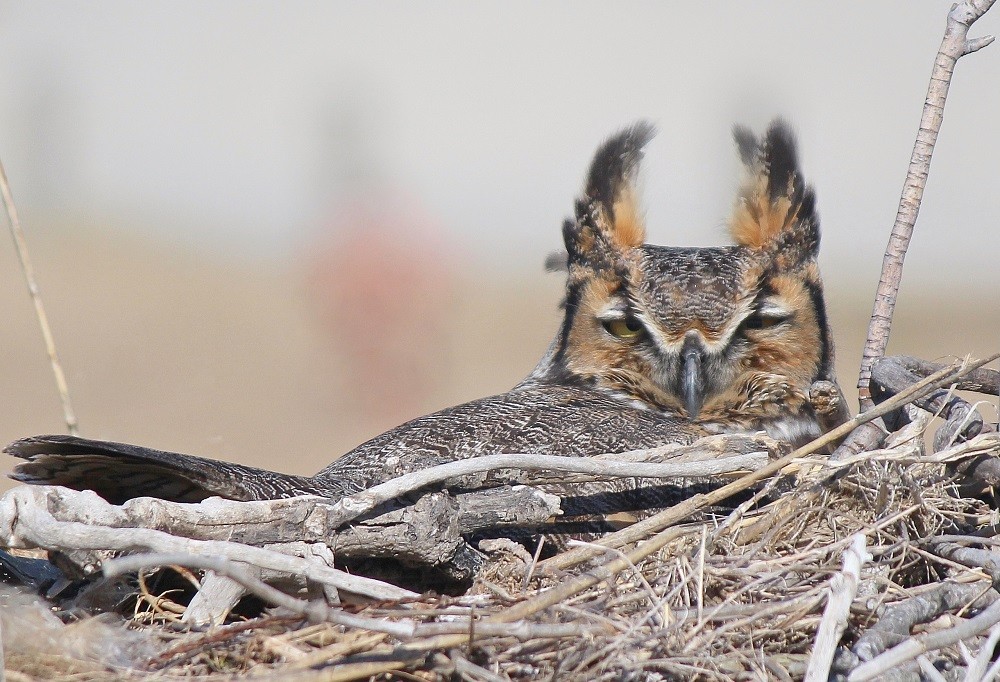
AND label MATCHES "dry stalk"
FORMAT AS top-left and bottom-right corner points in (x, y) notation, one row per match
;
(0, 159), (77, 434)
